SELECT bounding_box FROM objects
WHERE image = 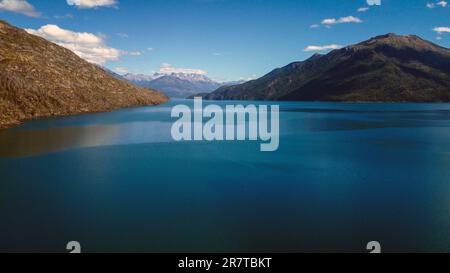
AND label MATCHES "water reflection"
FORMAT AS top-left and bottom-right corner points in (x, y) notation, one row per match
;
(0, 125), (120, 158)
(0, 121), (172, 158)
(2, 101), (450, 157)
